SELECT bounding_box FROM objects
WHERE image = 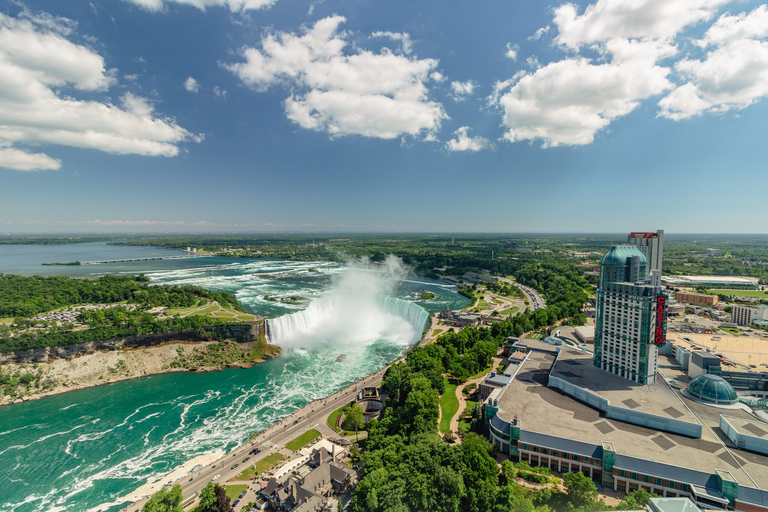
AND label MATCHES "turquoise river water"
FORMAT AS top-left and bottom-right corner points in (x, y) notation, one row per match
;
(0, 245), (468, 512)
